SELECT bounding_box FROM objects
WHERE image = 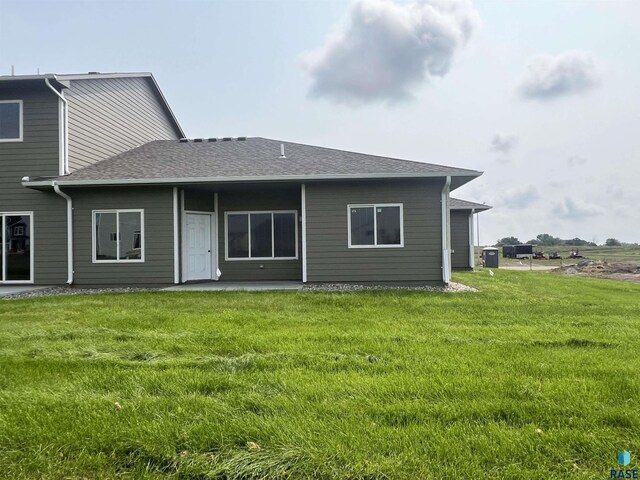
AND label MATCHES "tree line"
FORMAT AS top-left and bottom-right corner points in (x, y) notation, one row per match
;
(495, 234), (632, 247)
